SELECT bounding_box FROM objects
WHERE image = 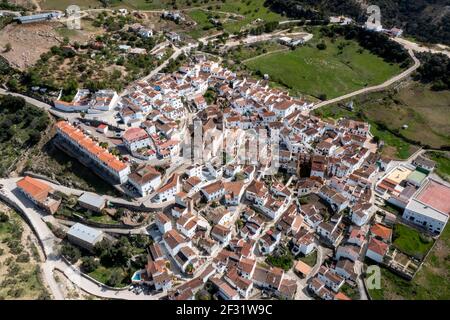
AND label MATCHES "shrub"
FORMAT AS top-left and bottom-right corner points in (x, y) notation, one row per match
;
(60, 243), (81, 264)
(80, 256), (99, 273)
(0, 211), (8, 223)
(106, 269), (122, 287)
(16, 253), (30, 263)
(316, 42), (327, 50)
